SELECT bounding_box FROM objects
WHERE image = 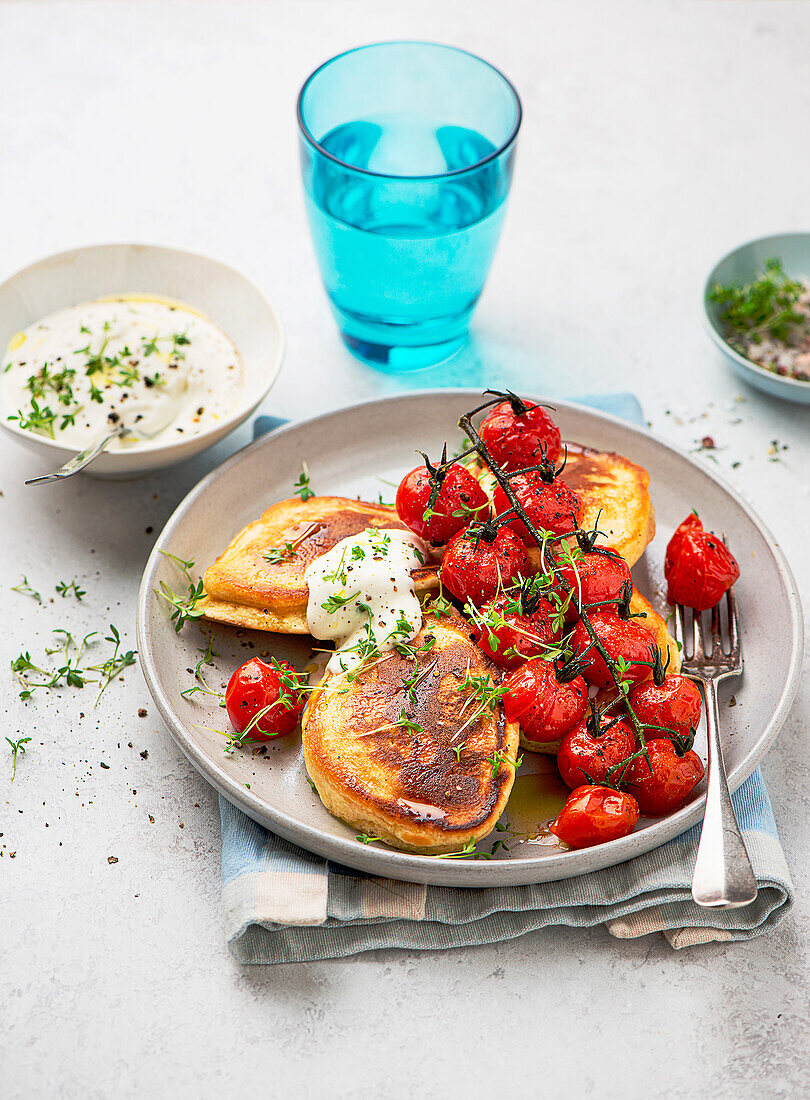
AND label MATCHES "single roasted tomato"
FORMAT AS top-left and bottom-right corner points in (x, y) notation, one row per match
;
(471, 591), (561, 669)
(629, 675), (702, 739)
(479, 398), (562, 471)
(624, 738), (705, 815)
(664, 514), (740, 610)
(502, 659), (588, 744)
(553, 546), (632, 621)
(550, 785), (640, 849)
(557, 715), (637, 790)
(225, 657), (305, 741)
(493, 471), (583, 541)
(440, 524), (528, 607)
(571, 609), (657, 689)
(396, 461), (488, 545)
